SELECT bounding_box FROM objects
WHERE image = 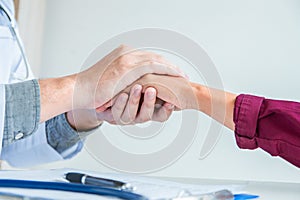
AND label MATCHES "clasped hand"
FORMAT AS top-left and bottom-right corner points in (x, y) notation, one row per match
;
(67, 45), (198, 131)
